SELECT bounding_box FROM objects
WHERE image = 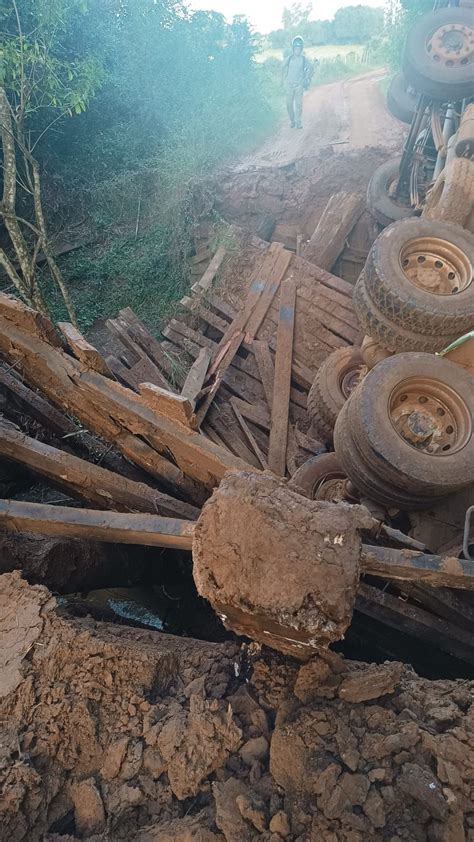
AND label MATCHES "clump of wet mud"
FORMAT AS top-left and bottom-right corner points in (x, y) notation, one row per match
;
(2, 572), (473, 841)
